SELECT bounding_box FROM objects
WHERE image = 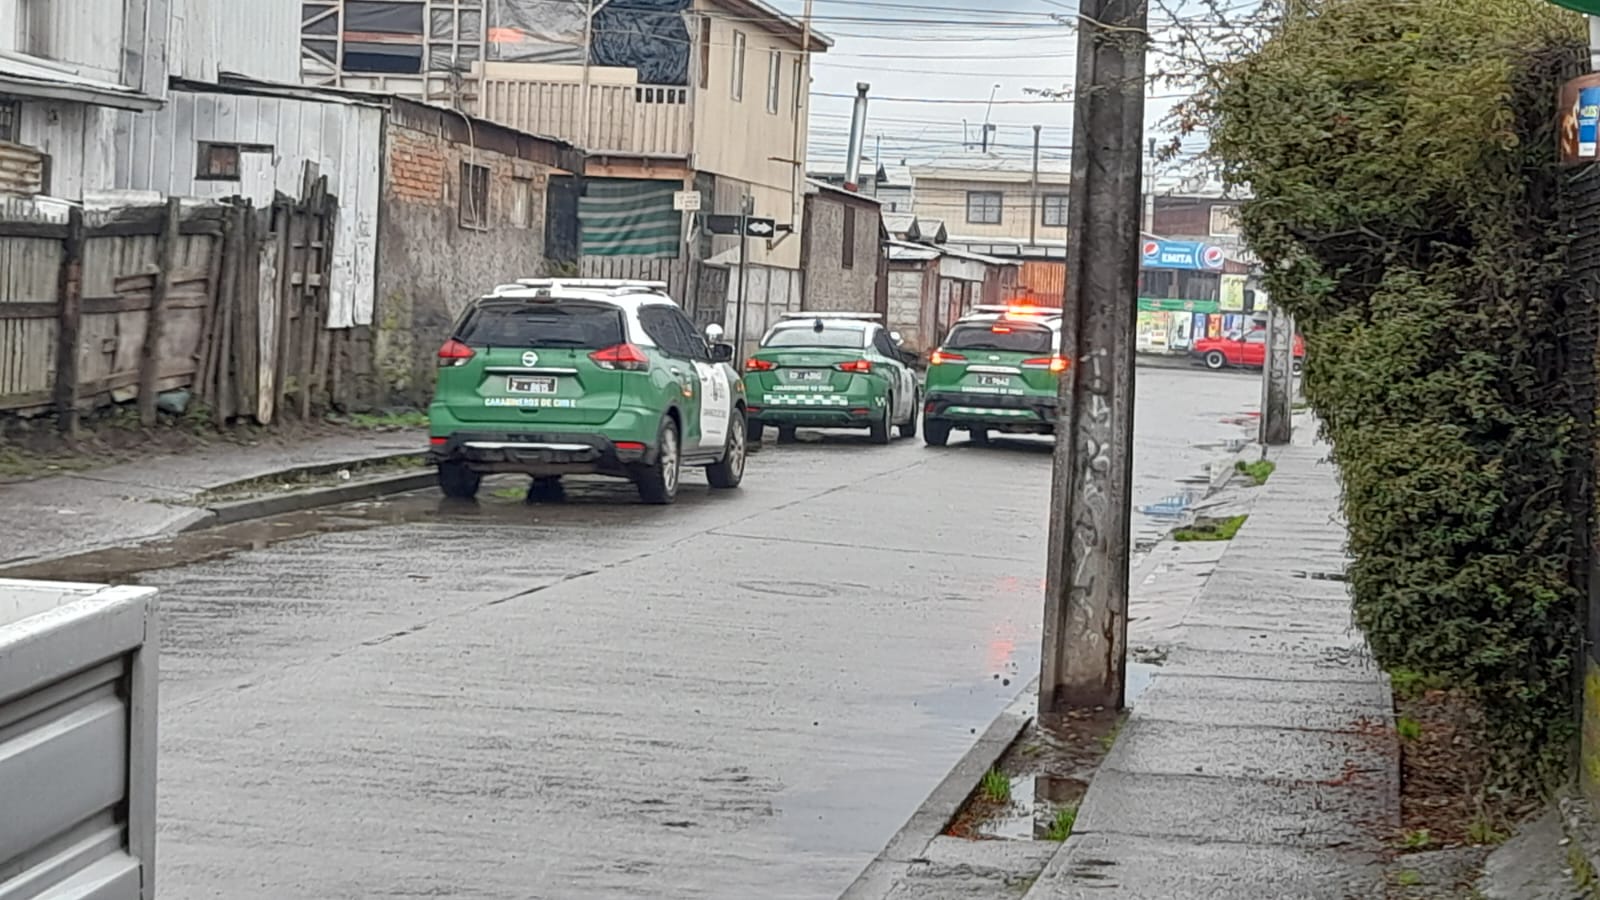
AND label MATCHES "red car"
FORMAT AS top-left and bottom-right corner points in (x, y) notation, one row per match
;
(1191, 329), (1305, 372)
